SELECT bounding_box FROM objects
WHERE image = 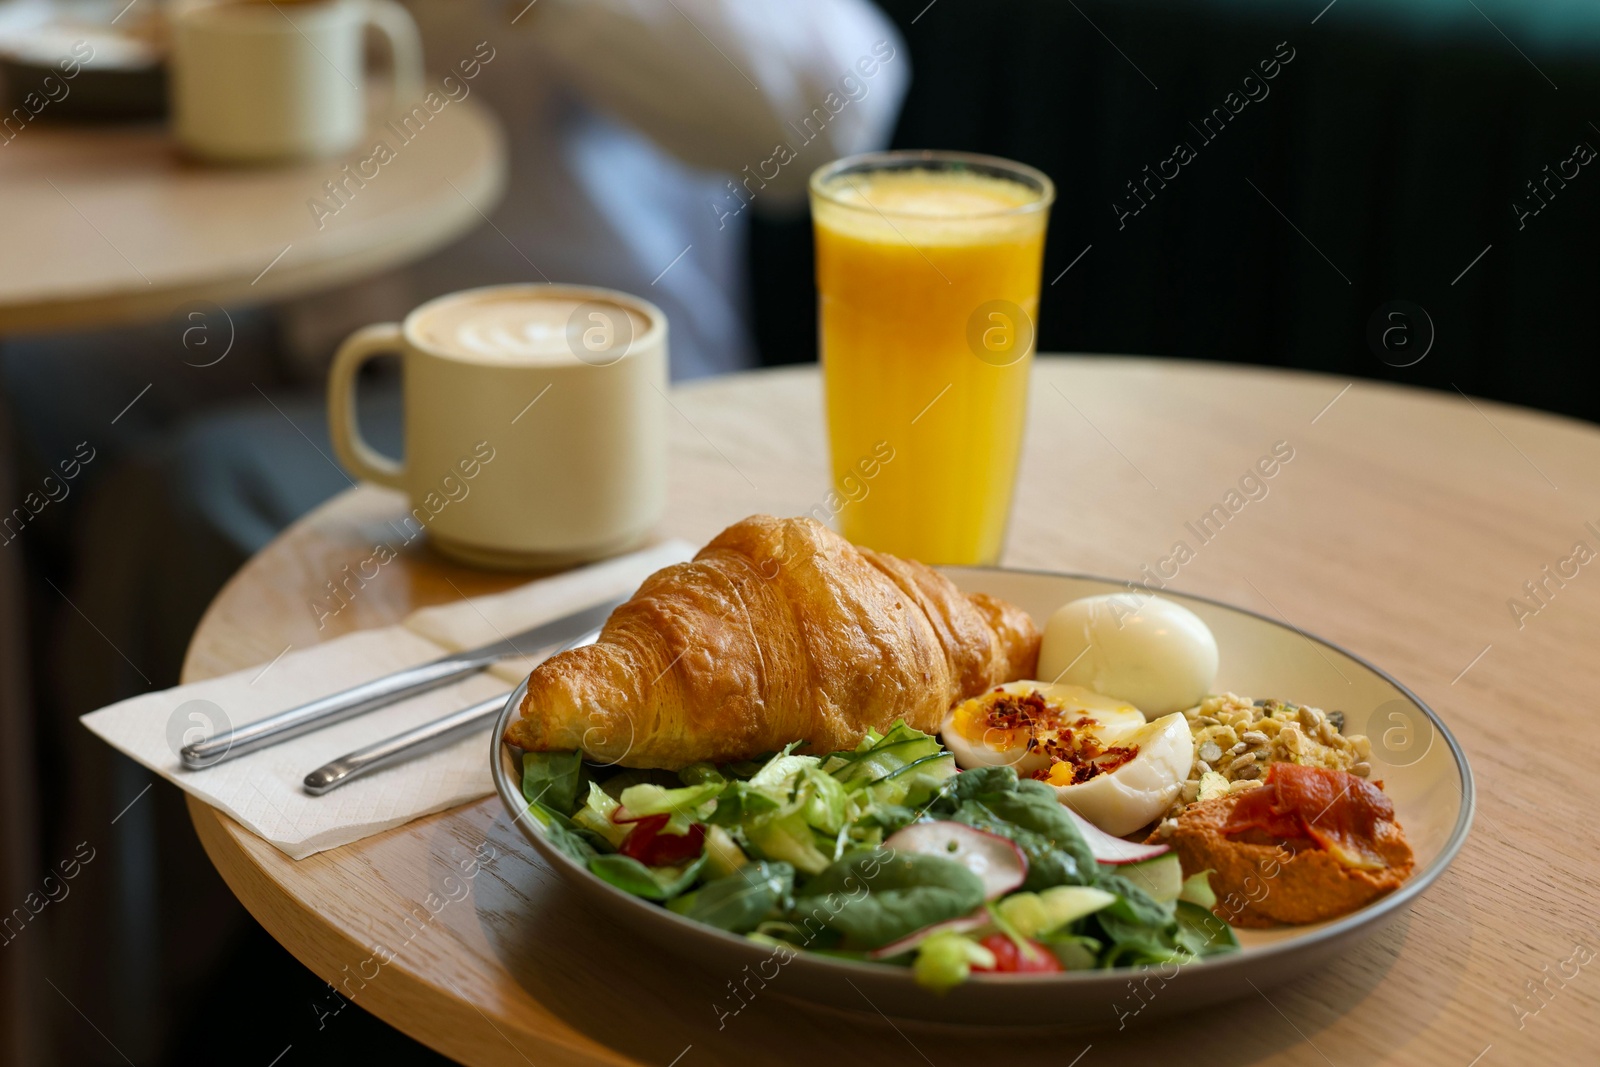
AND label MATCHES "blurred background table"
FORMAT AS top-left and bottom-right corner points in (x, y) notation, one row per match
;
(183, 357), (1599, 1065)
(0, 97), (506, 332)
